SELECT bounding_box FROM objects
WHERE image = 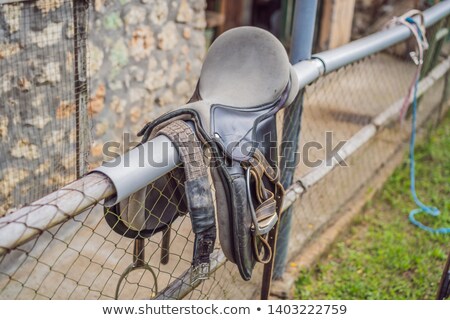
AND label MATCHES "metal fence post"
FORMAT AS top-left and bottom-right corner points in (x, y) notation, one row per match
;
(73, 0), (90, 177)
(274, 0), (318, 280)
